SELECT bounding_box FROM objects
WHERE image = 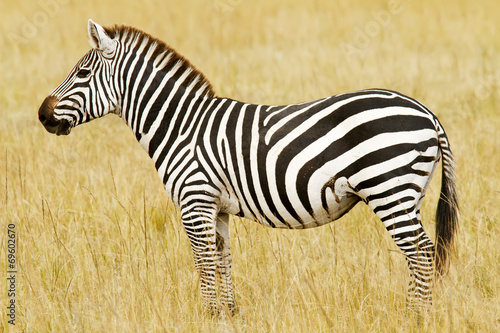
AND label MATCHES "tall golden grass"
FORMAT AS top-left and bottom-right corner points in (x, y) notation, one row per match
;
(1, 0), (499, 331)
